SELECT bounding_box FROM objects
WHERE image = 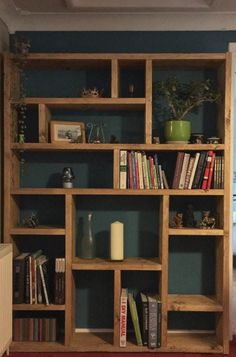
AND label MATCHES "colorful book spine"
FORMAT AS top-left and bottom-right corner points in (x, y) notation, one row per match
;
(172, 152), (185, 189)
(179, 153), (190, 189)
(13, 252), (29, 304)
(119, 288), (128, 347)
(119, 150), (127, 189)
(202, 151), (214, 190)
(188, 152), (200, 189)
(128, 293), (143, 346)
